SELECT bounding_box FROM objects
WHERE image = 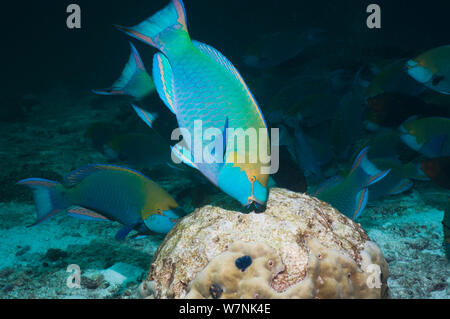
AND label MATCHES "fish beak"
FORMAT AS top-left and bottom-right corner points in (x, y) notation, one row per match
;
(244, 198), (266, 213)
